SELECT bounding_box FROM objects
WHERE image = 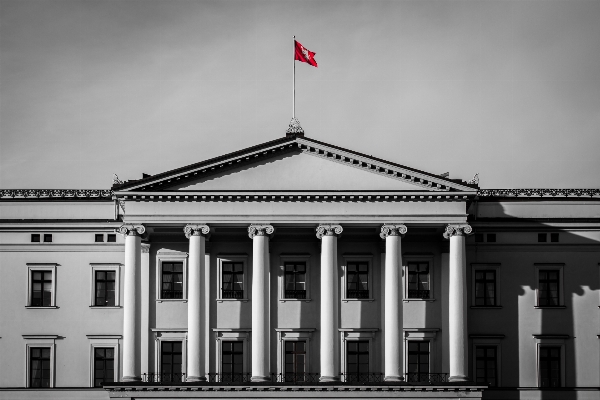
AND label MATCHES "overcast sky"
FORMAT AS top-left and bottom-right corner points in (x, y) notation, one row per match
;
(1, 0), (599, 189)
